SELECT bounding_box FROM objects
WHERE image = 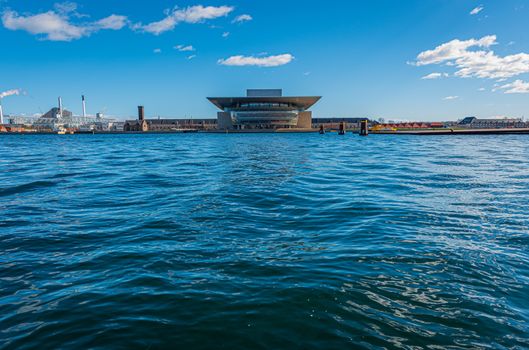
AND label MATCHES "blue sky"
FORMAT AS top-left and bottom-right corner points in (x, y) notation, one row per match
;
(1, 0), (529, 121)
